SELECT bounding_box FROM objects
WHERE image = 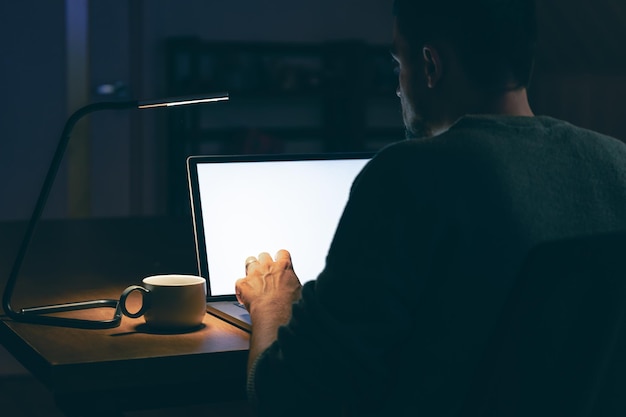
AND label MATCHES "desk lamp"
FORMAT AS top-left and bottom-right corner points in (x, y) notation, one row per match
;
(2, 92), (229, 329)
